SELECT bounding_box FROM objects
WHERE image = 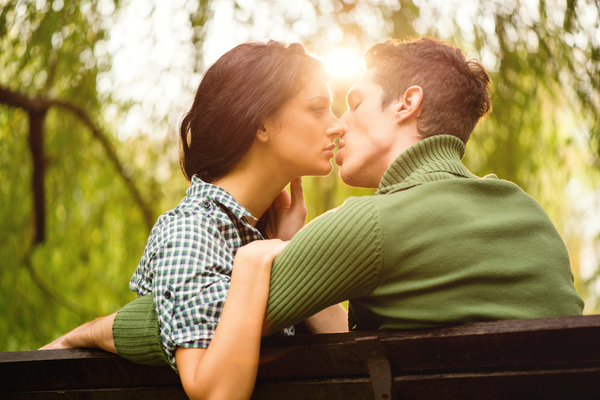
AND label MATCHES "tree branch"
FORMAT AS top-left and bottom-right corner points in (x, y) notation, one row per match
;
(51, 99), (155, 232)
(0, 85), (155, 232)
(21, 247), (96, 319)
(28, 109), (47, 244)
